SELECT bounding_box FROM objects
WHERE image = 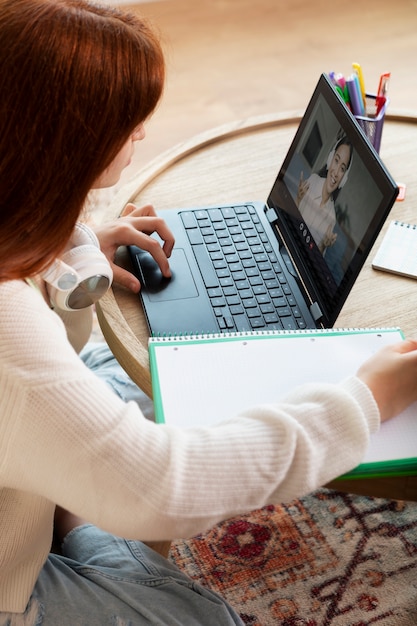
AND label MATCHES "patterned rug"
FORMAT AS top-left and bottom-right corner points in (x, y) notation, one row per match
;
(169, 489), (417, 625)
